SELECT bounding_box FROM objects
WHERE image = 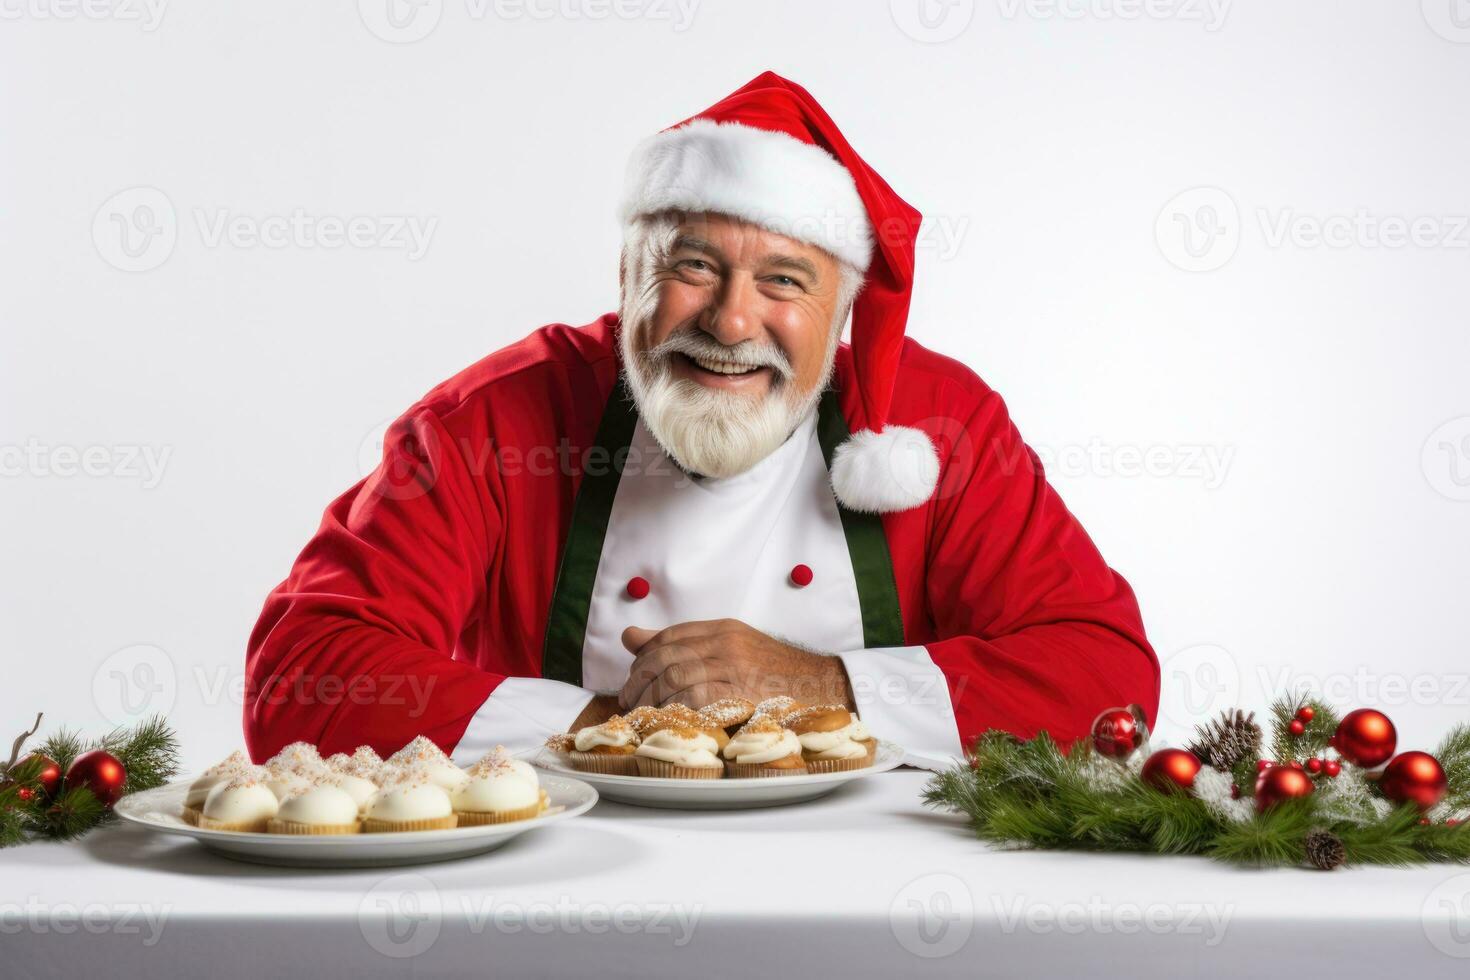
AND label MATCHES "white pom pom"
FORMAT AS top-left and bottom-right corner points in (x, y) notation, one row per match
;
(829, 425), (940, 514)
